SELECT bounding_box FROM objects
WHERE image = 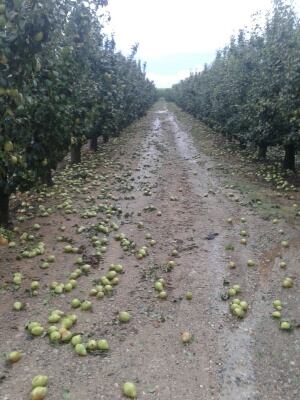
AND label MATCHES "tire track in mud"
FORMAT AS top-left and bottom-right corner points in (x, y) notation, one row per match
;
(167, 105), (300, 400)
